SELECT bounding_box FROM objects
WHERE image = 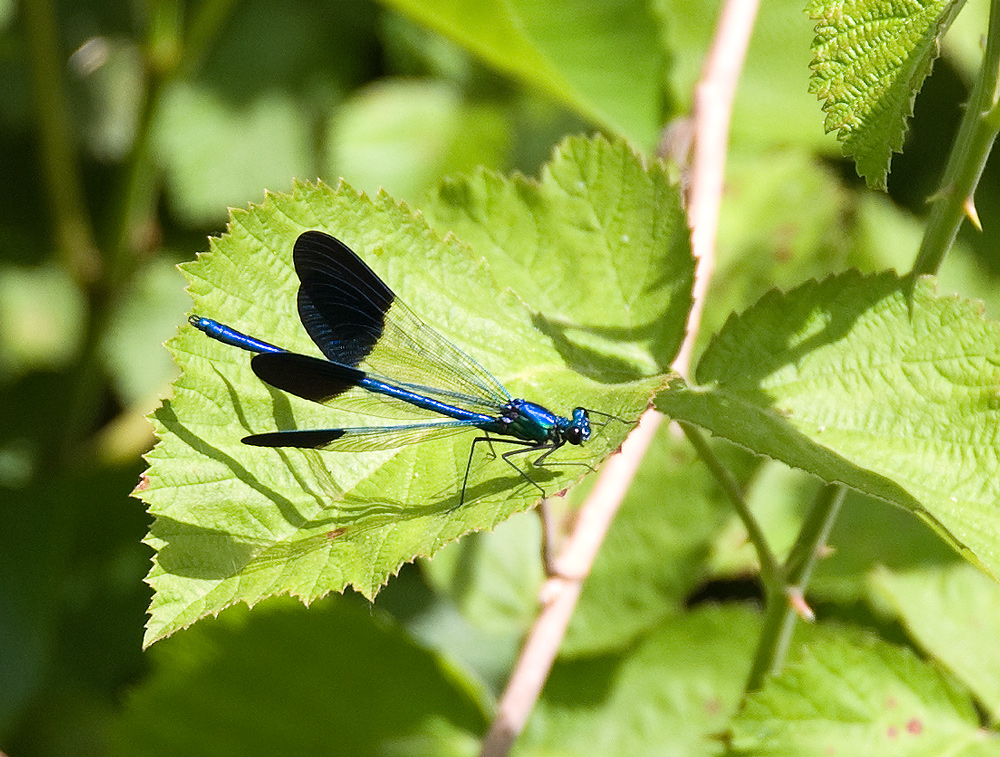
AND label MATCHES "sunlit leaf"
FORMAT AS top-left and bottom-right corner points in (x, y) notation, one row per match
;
(140, 136), (690, 644)
(658, 273), (1000, 580)
(807, 0), (962, 187)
